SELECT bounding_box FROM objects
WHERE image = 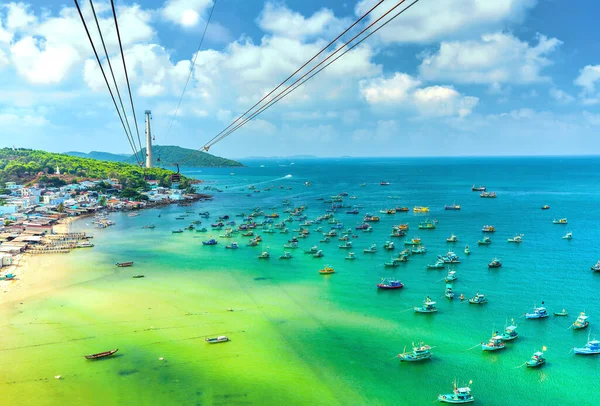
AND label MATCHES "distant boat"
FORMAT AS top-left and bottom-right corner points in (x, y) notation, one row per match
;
(446, 234), (458, 243)
(553, 218), (568, 224)
(472, 185), (486, 192)
(85, 349), (118, 360)
(562, 232), (573, 240)
(319, 265), (334, 274)
(202, 239), (218, 245)
(438, 382), (474, 404)
(205, 336), (230, 344)
(132, 274), (144, 278)
(380, 181), (390, 186)
(554, 309), (568, 316)
(116, 262), (134, 267)
(444, 204), (461, 210)
(480, 192), (496, 198)
(469, 292), (487, 304)
(541, 205), (550, 210)
(488, 258), (502, 268)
